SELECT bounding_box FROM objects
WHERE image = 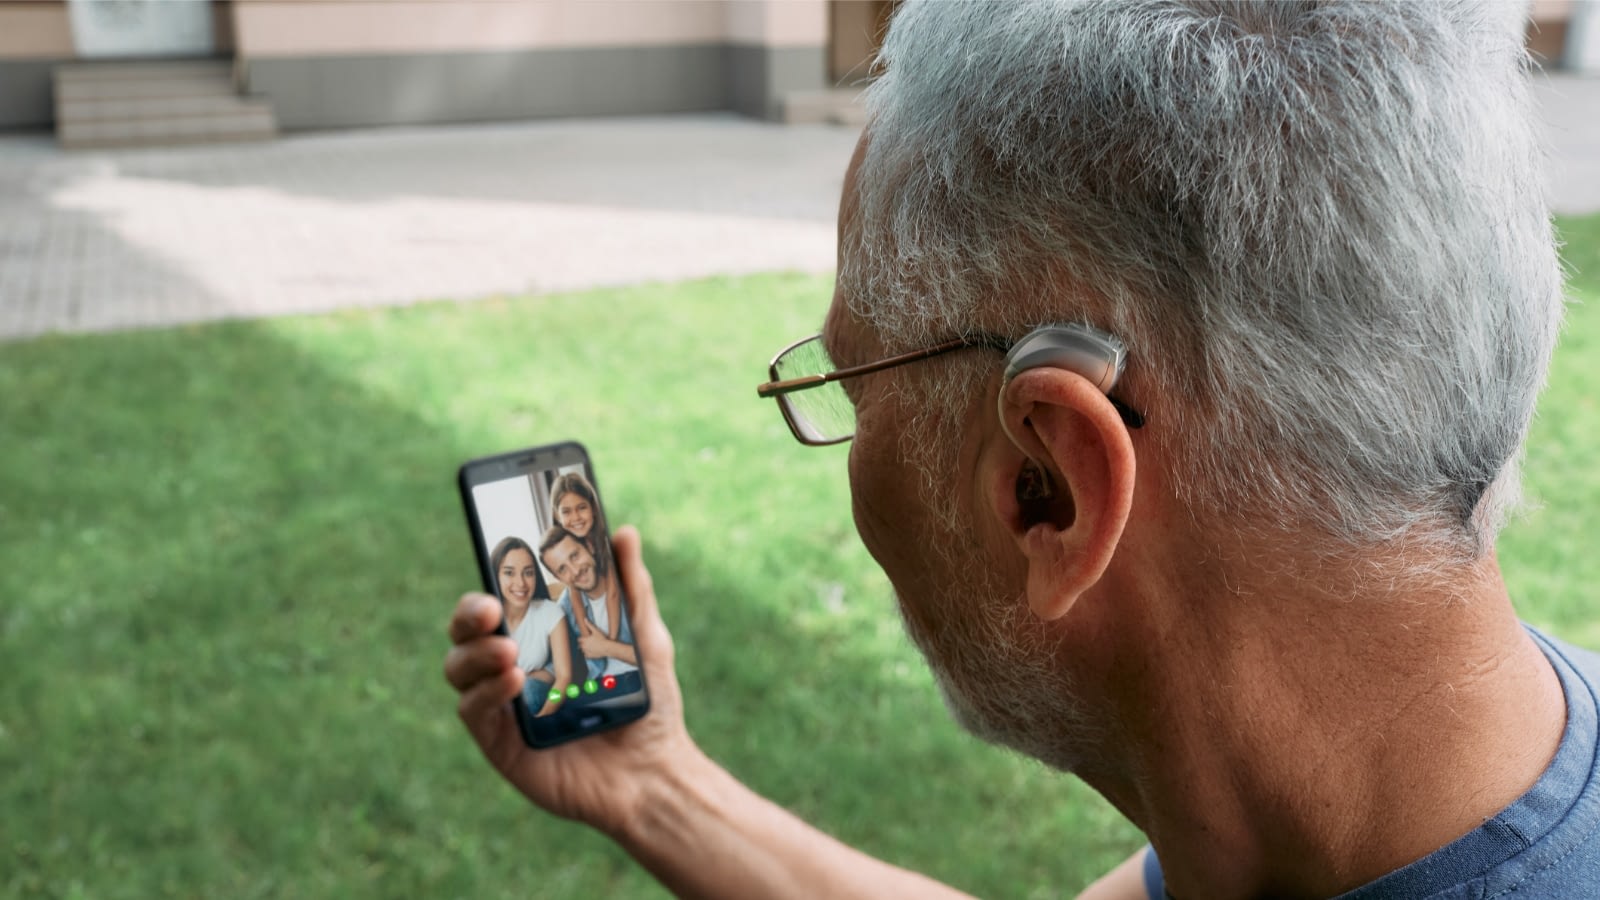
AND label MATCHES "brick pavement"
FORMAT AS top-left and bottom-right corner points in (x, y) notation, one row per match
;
(0, 115), (859, 339)
(1, 72), (1597, 341)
